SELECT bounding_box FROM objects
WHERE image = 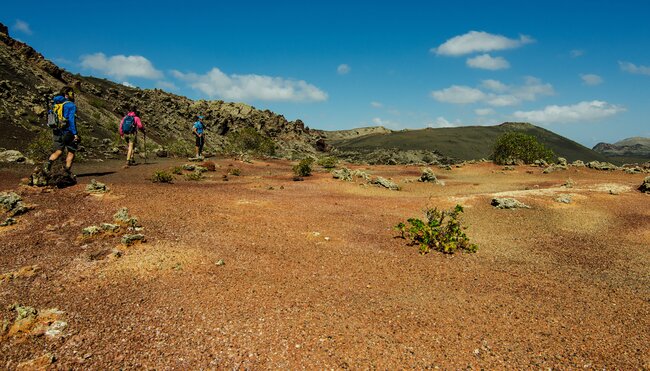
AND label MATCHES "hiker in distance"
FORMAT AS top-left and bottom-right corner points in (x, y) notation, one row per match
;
(193, 115), (206, 160)
(44, 86), (79, 179)
(119, 107), (145, 167)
